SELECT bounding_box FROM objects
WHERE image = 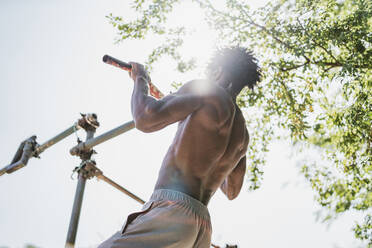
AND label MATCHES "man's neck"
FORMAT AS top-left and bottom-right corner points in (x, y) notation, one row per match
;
(210, 77), (239, 102)
(222, 85), (238, 102)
